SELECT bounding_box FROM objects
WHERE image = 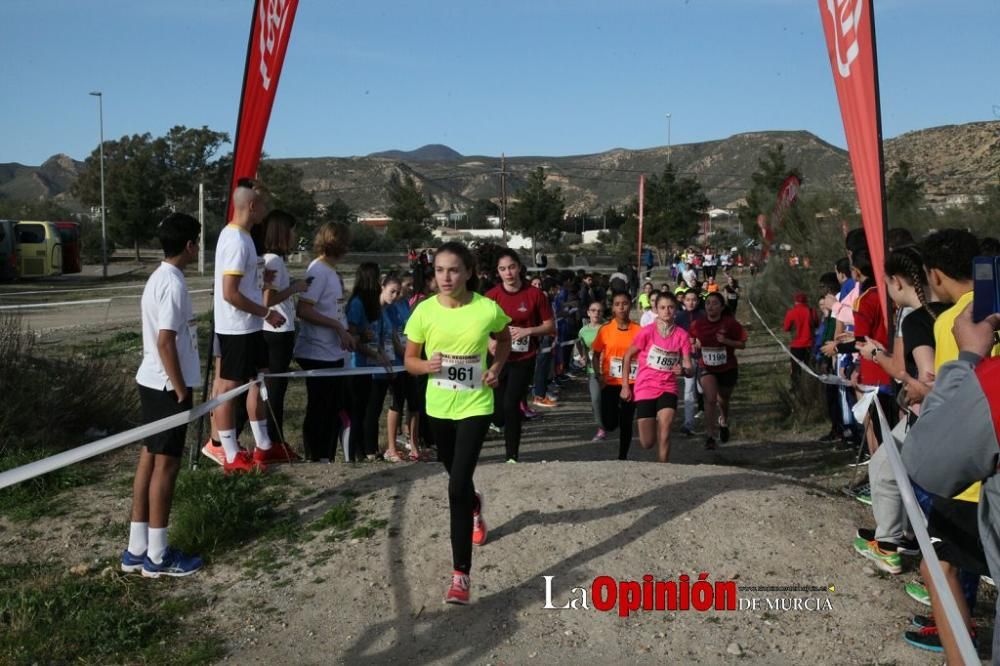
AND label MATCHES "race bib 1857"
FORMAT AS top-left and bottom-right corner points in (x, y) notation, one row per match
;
(646, 345), (680, 372)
